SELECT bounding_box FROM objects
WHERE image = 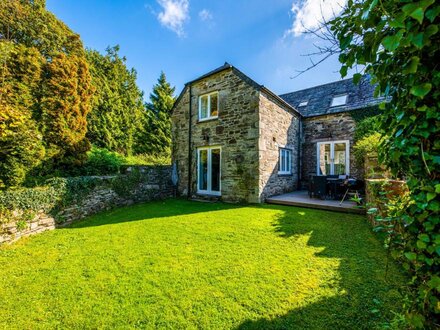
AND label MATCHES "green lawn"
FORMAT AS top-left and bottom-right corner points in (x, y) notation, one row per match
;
(0, 199), (405, 329)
